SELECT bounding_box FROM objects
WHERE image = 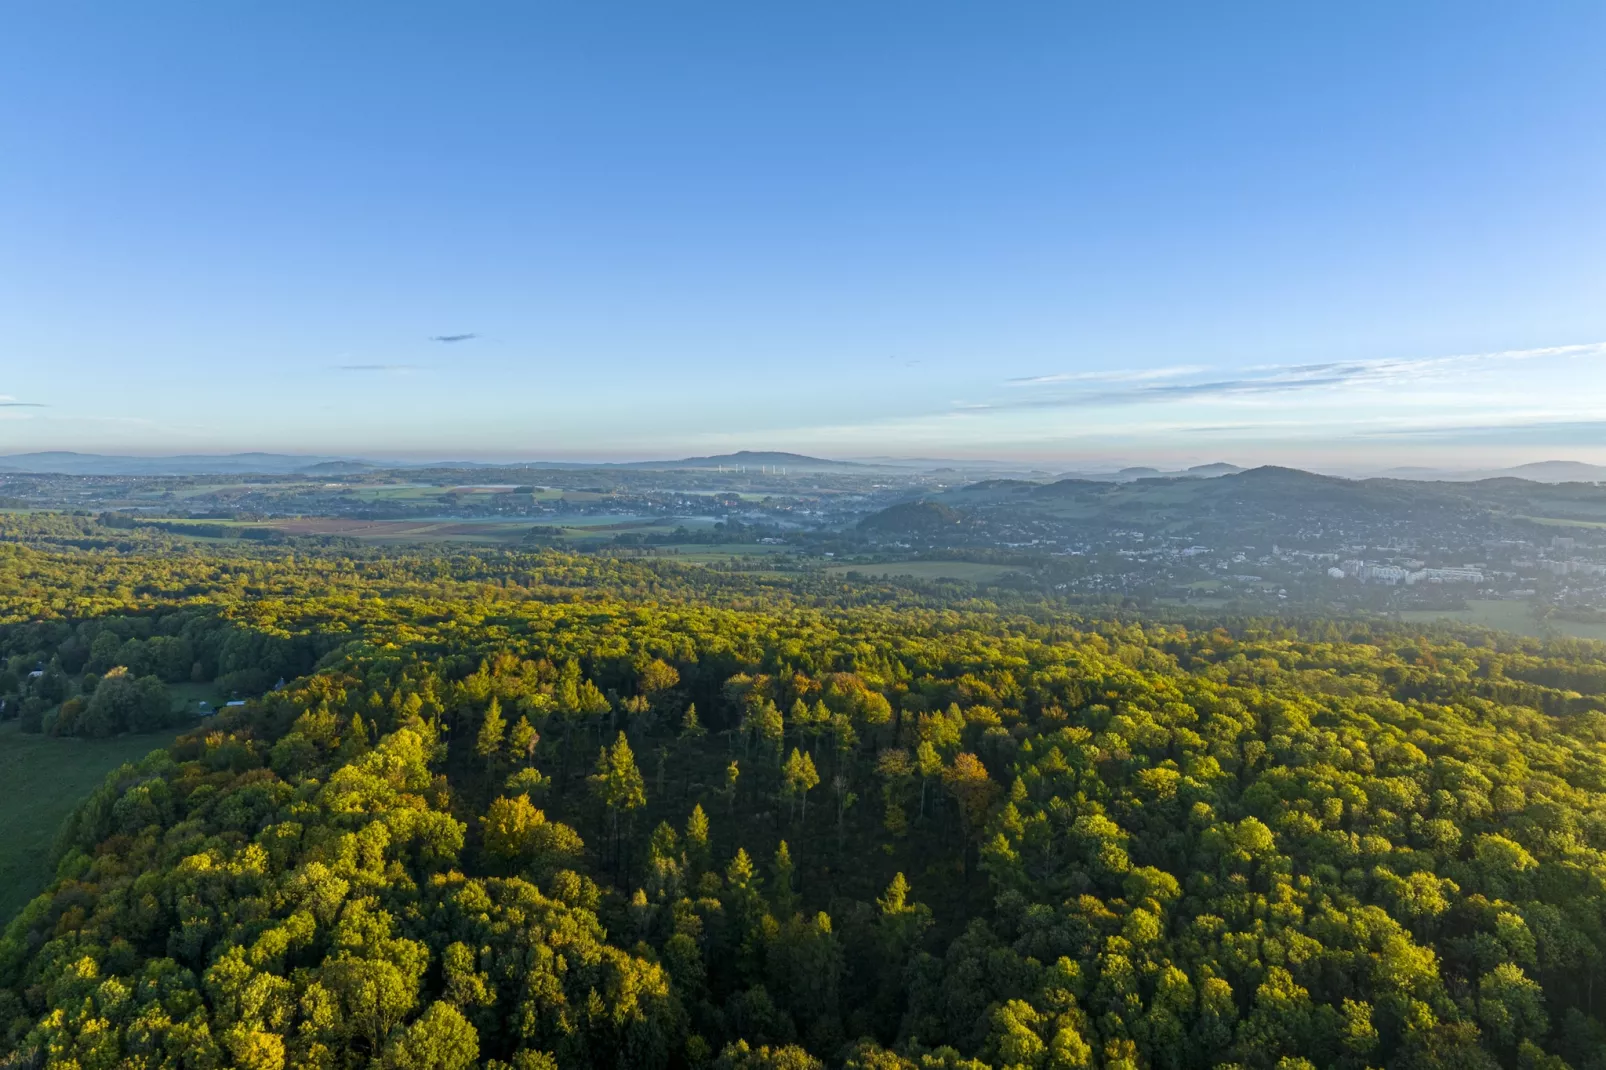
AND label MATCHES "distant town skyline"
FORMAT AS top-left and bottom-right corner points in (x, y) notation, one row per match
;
(4, 3), (1604, 465)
